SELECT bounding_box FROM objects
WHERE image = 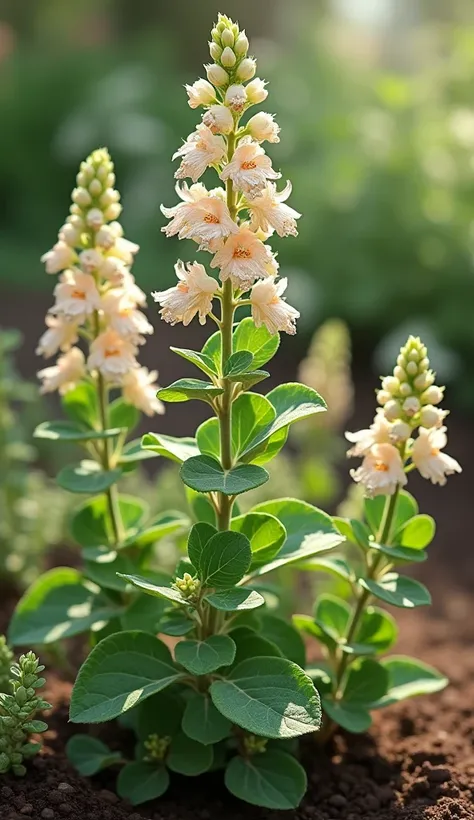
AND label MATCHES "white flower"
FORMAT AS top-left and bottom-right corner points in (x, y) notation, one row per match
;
(161, 195), (238, 246)
(101, 290), (153, 342)
(210, 227), (274, 290)
(51, 269), (101, 321)
(419, 405), (448, 429)
(384, 399), (402, 421)
(412, 427), (461, 486)
(86, 208), (104, 230)
(121, 270), (147, 306)
(59, 223), (80, 247)
(225, 84), (247, 113)
(122, 367), (164, 417)
(185, 78), (216, 108)
(95, 225), (119, 250)
(245, 78), (268, 104)
(250, 277), (299, 335)
(152, 261), (218, 326)
(220, 141), (281, 196)
(247, 112), (280, 143)
(79, 249), (104, 273)
(390, 421), (412, 443)
(202, 104), (234, 135)
(421, 385), (444, 405)
(247, 181), (301, 237)
(173, 124), (226, 183)
(107, 236), (140, 265)
(345, 410), (392, 457)
(41, 241), (77, 274)
(87, 329), (138, 382)
(350, 442), (407, 497)
(402, 396), (420, 417)
(36, 315), (79, 358)
(38, 347), (86, 395)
